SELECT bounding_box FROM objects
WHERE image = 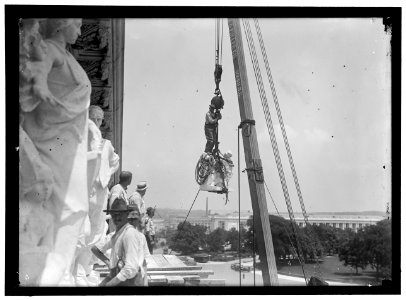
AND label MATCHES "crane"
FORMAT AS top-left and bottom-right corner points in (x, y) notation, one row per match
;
(193, 18), (327, 286)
